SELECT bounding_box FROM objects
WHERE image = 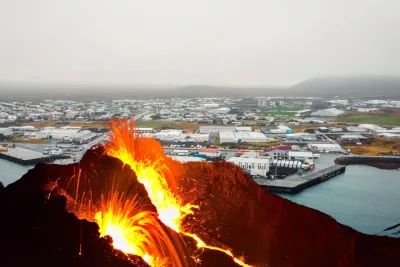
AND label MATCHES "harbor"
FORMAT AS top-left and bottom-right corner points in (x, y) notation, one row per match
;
(255, 164), (346, 194)
(0, 147), (69, 165)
